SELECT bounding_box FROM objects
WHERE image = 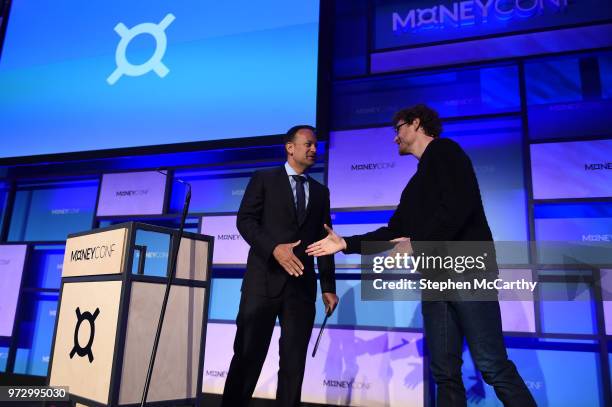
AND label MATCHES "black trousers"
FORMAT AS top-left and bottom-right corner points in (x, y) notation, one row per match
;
(221, 282), (316, 407)
(422, 301), (537, 407)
